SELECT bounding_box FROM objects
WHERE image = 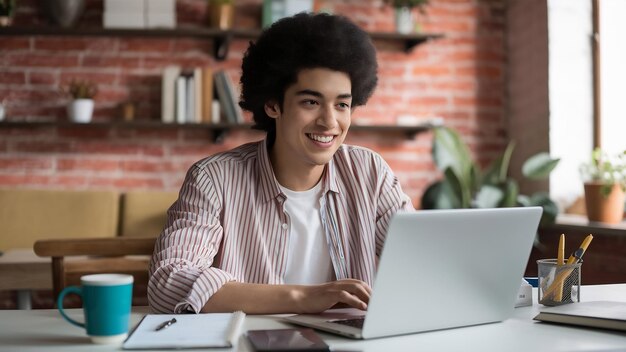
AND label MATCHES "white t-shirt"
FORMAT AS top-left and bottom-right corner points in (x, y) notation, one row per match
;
(279, 182), (335, 285)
